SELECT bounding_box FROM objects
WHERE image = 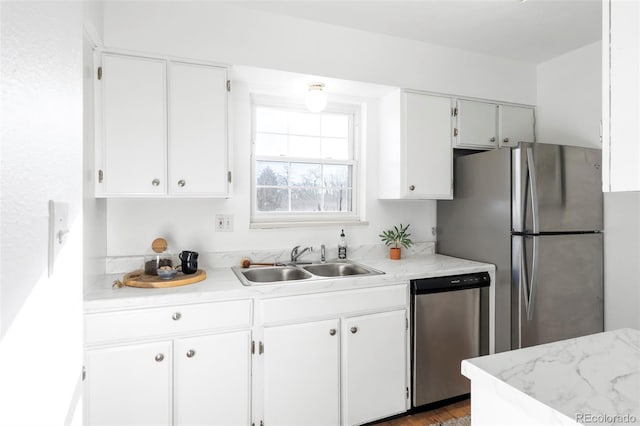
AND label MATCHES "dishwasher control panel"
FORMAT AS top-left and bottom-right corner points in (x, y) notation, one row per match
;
(411, 272), (490, 294)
